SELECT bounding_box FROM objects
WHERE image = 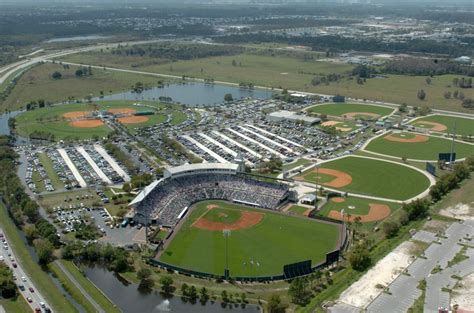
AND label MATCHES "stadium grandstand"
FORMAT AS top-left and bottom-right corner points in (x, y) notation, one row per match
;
(129, 162), (294, 227)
